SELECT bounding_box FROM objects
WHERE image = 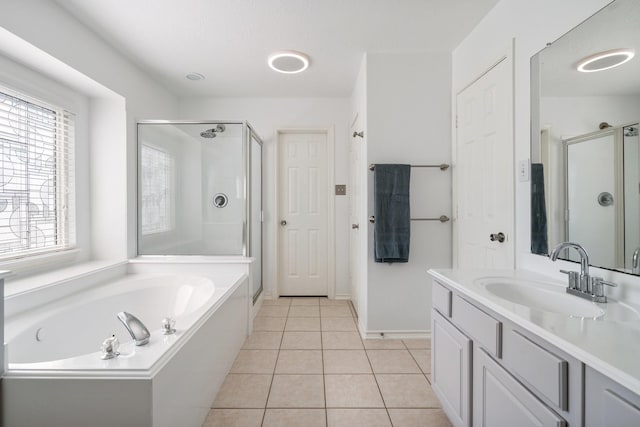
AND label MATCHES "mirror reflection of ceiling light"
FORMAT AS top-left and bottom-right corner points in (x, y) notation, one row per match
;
(185, 72), (205, 81)
(576, 48), (635, 72)
(268, 51), (310, 74)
